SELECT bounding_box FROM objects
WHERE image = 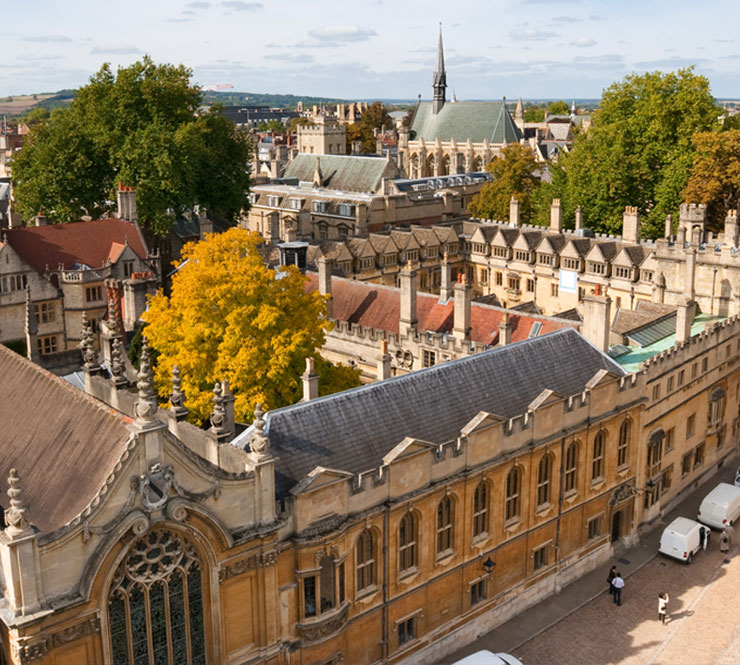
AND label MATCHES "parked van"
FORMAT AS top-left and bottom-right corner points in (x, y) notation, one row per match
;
(451, 651), (524, 665)
(697, 482), (740, 529)
(658, 517), (704, 563)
